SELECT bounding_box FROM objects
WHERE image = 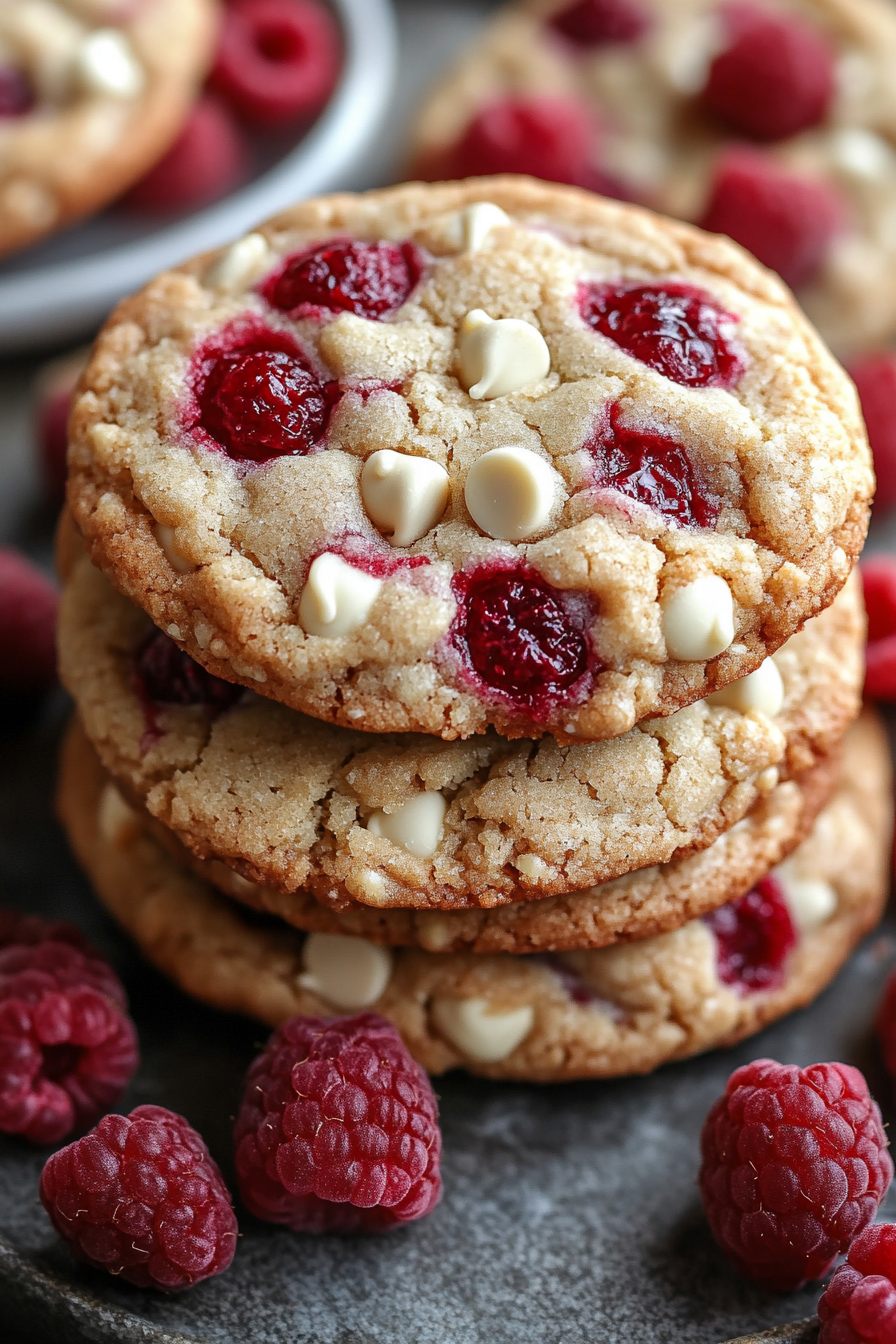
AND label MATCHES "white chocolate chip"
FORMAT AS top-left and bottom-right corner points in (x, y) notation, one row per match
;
(298, 554), (382, 638)
(360, 449), (450, 547)
(458, 310), (551, 400)
(366, 791), (447, 859)
(465, 445), (561, 542)
(776, 870), (837, 932)
(515, 853), (550, 881)
(830, 128), (895, 180)
(206, 233), (271, 291)
(298, 934), (392, 1010)
(97, 782), (137, 847)
(75, 29), (144, 98)
(662, 576), (735, 661)
(755, 766), (779, 795)
(166, 624), (183, 641)
(454, 202), (511, 252)
(153, 523), (194, 574)
(707, 658), (784, 717)
(431, 998), (534, 1063)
